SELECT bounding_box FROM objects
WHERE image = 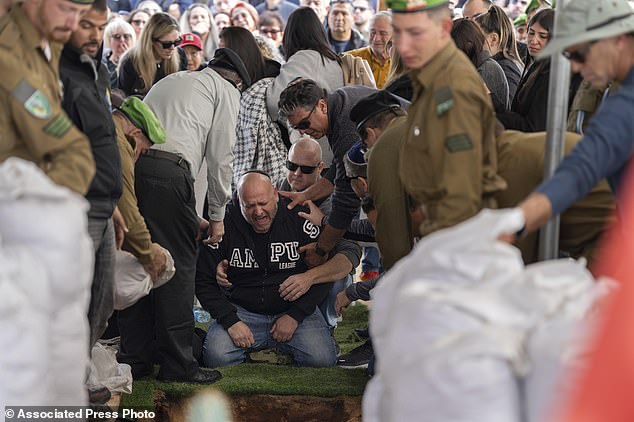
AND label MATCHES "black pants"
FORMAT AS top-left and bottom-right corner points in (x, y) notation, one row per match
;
(118, 154), (200, 379)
